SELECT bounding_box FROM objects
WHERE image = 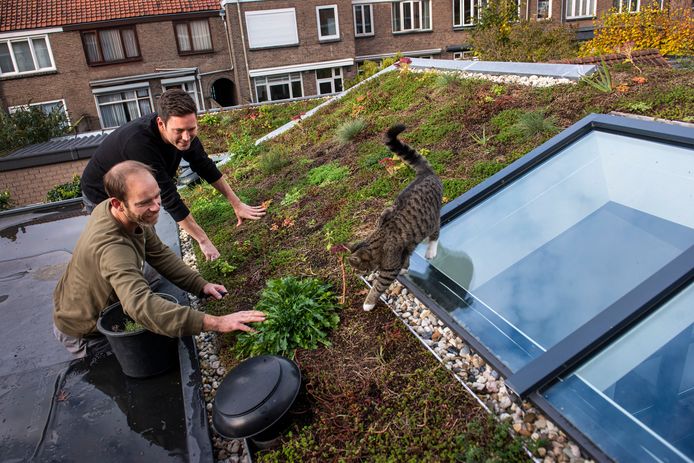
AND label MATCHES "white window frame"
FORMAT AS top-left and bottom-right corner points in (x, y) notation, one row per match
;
(616, 0), (640, 13)
(254, 73), (304, 103)
(453, 0), (484, 27)
(245, 8), (299, 49)
(537, 0), (552, 19)
(0, 35), (56, 77)
(8, 99), (70, 125)
(392, 0), (432, 33)
(316, 5), (340, 41)
(453, 50), (476, 60)
(93, 84), (154, 129)
(354, 4), (374, 37)
(161, 76), (201, 110)
(565, 0), (596, 19)
(316, 67), (343, 95)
